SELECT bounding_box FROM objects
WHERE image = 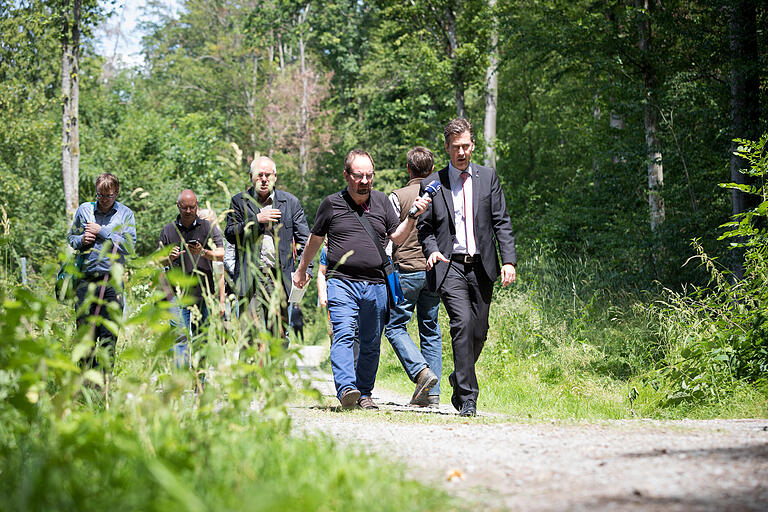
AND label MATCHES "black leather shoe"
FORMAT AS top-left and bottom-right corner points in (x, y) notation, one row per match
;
(448, 373), (461, 412)
(459, 399), (477, 417)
